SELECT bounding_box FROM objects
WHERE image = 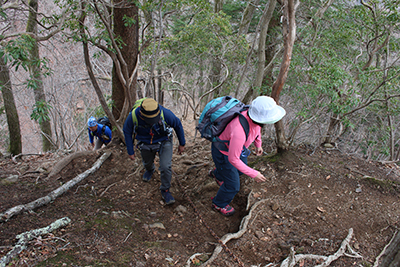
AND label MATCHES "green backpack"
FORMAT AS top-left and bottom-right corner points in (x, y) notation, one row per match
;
(131, 98), (165, 130)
